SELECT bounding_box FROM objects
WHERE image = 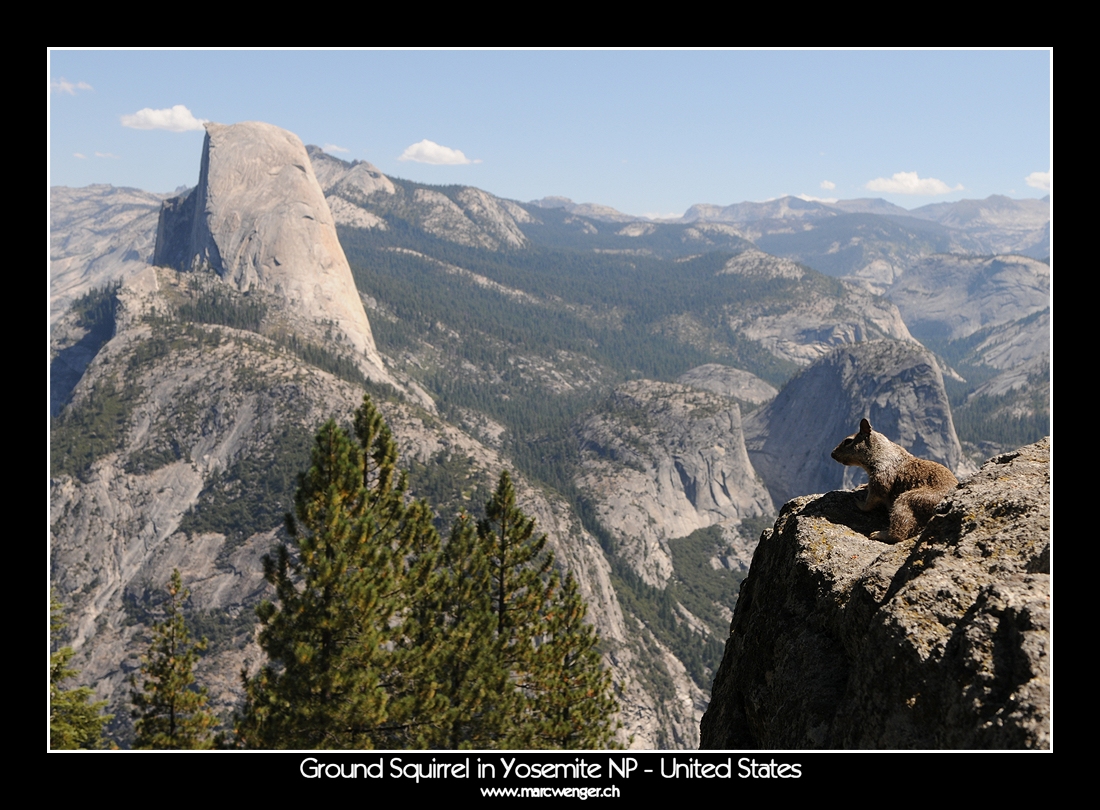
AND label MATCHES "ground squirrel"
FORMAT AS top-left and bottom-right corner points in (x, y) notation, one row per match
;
(831, 418), (958, 542)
